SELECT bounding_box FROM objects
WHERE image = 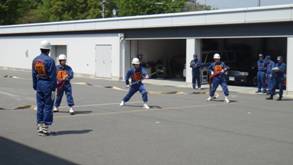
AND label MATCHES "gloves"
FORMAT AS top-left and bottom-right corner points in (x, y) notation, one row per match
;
(65, 77), (70, 81)
(272, 67), (280, 72)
